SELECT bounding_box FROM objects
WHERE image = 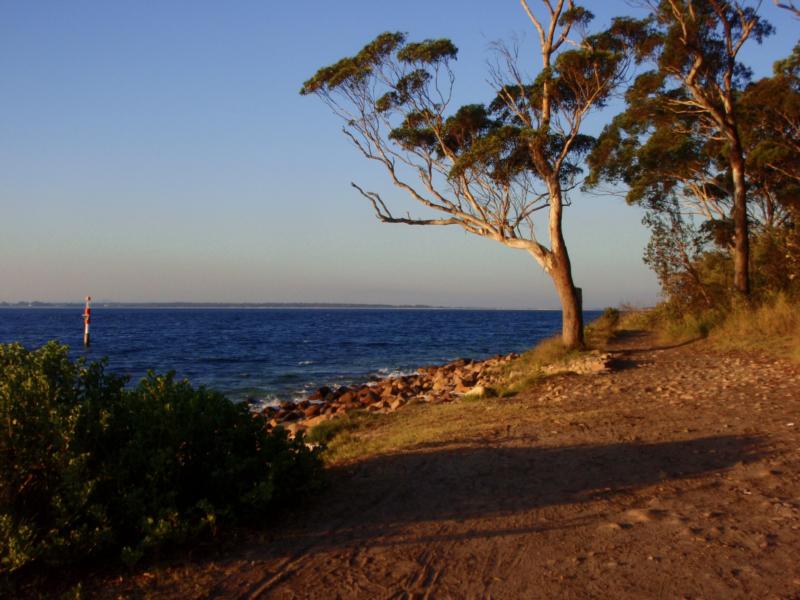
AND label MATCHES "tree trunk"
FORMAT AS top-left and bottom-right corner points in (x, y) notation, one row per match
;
(551, 253), (585, 349)
(729, 145), (750, 297)
(545, 178), (585, 349)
